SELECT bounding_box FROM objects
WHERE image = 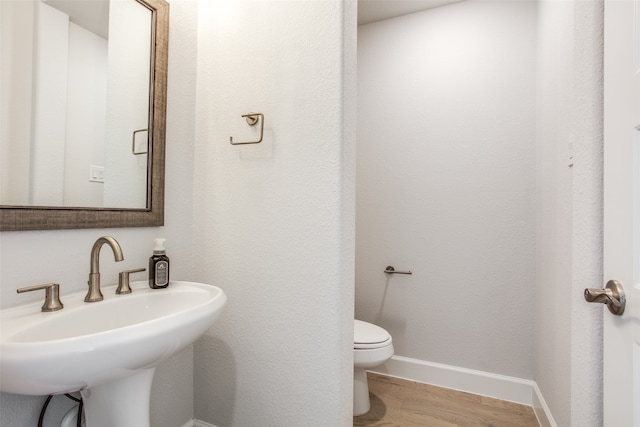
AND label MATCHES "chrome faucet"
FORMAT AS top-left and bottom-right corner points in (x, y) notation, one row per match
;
(85, 236), (124, 302)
